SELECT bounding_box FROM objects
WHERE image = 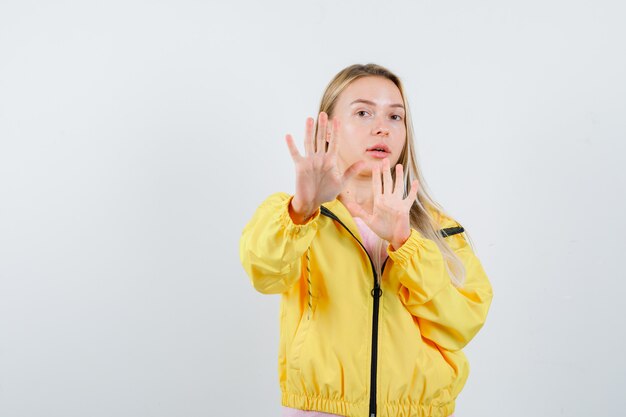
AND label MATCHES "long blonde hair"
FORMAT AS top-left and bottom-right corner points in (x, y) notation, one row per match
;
(317, 63), (474, 288)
